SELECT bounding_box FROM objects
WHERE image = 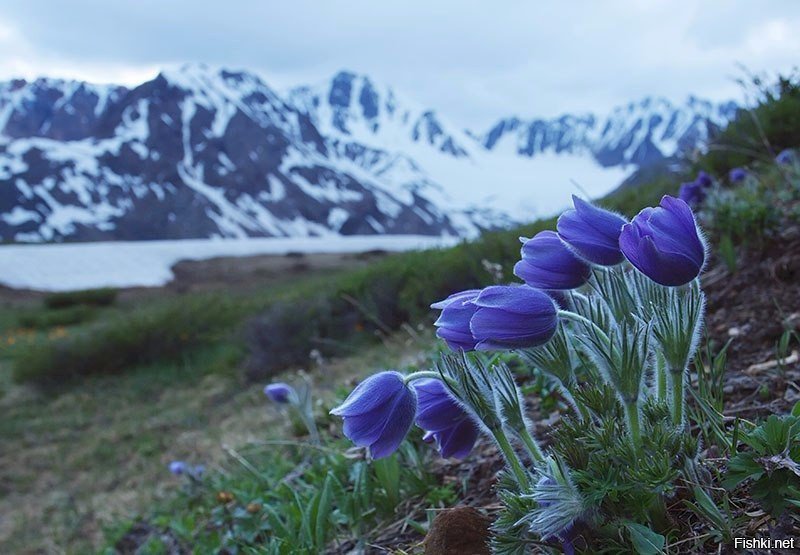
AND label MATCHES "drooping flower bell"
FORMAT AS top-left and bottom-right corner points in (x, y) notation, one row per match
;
(729, 167), (747, 183)
(169, 461), (187, 475)
(678, 181), (705, 206)
(619, 195), (706, 286)
(430, 289), (481, 351)
(776, 149), (794, 165)
(557, 195), (628, 265)
(264, 382), (295, 404)
(514, 231), (591, 290)
(694, 170), (713, 188)
(414, 378), (479, 459)
(470, 285), (558, 350)
(330, 371), (417, 459)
